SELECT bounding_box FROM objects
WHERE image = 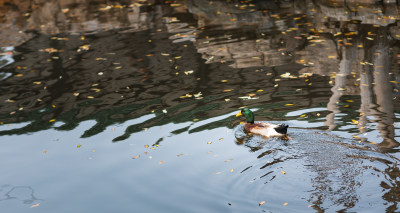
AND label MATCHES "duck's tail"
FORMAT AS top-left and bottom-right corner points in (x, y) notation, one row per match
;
(274, 124), (288, 134)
